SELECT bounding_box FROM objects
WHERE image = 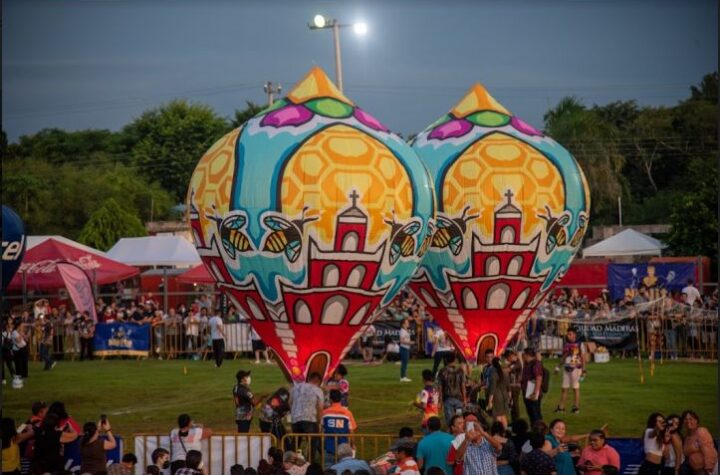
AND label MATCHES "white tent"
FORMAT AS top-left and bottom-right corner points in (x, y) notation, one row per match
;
(582, 228), (667, 257)
(107, 235), (201, 267)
